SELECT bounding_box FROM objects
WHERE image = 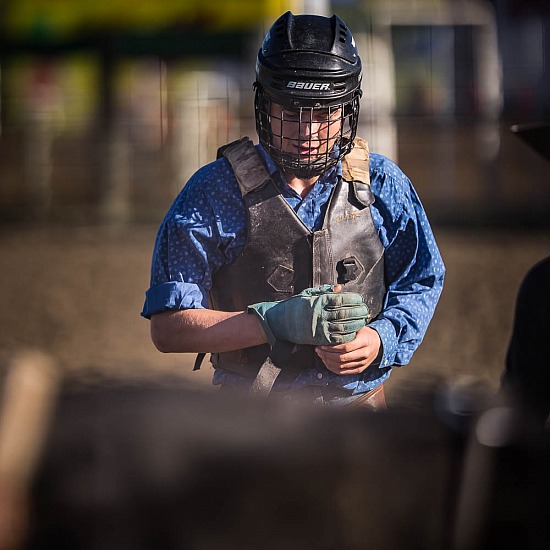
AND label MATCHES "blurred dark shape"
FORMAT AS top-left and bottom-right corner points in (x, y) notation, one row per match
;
(453, 402), (550, 550)
(500, 122), (550, 428)
(504, 0), (550, 18)
(510, 122), (550, 162)
(25, 379), (454, 549)
(18, 376), (550, 550)
(501, 256), (550, 427)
